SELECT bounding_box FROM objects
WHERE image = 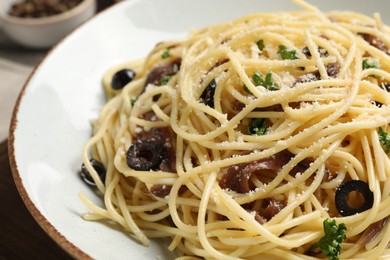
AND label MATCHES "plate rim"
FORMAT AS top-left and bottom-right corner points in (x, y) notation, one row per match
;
(8, 63), (92, 260)
(7, 0), (390, 258)
(6, 2), (127, 259)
